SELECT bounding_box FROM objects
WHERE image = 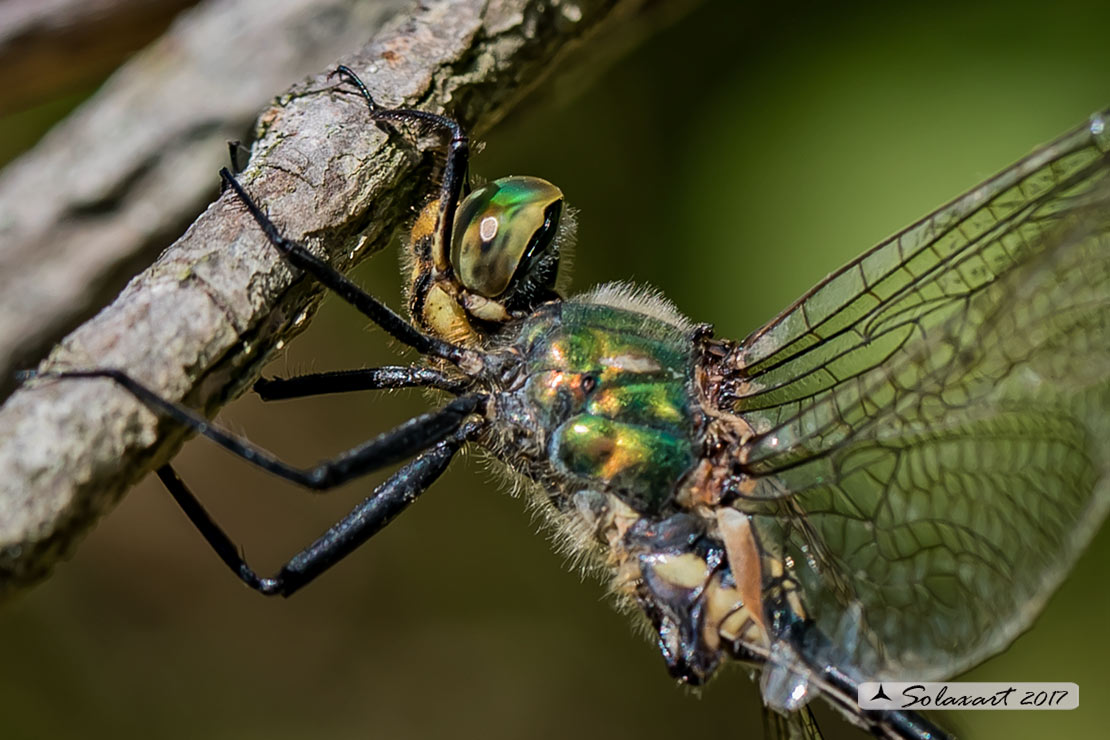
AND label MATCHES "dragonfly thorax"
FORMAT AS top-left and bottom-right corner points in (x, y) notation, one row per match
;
(478, 285), (777, 687)
(488, 284), (704, 515)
